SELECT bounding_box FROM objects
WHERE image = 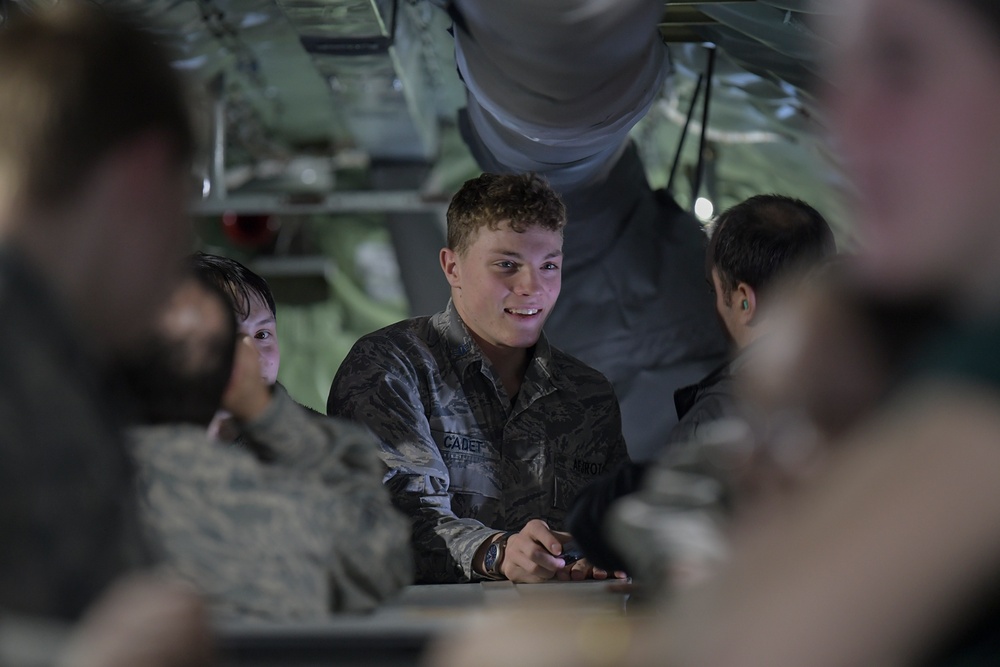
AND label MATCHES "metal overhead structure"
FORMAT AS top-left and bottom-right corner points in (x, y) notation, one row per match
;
(3, 0), (844, 228)
(644, 0), (848, 236)
(191, 189), (448, 215)
(659, 0), (756, 43)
